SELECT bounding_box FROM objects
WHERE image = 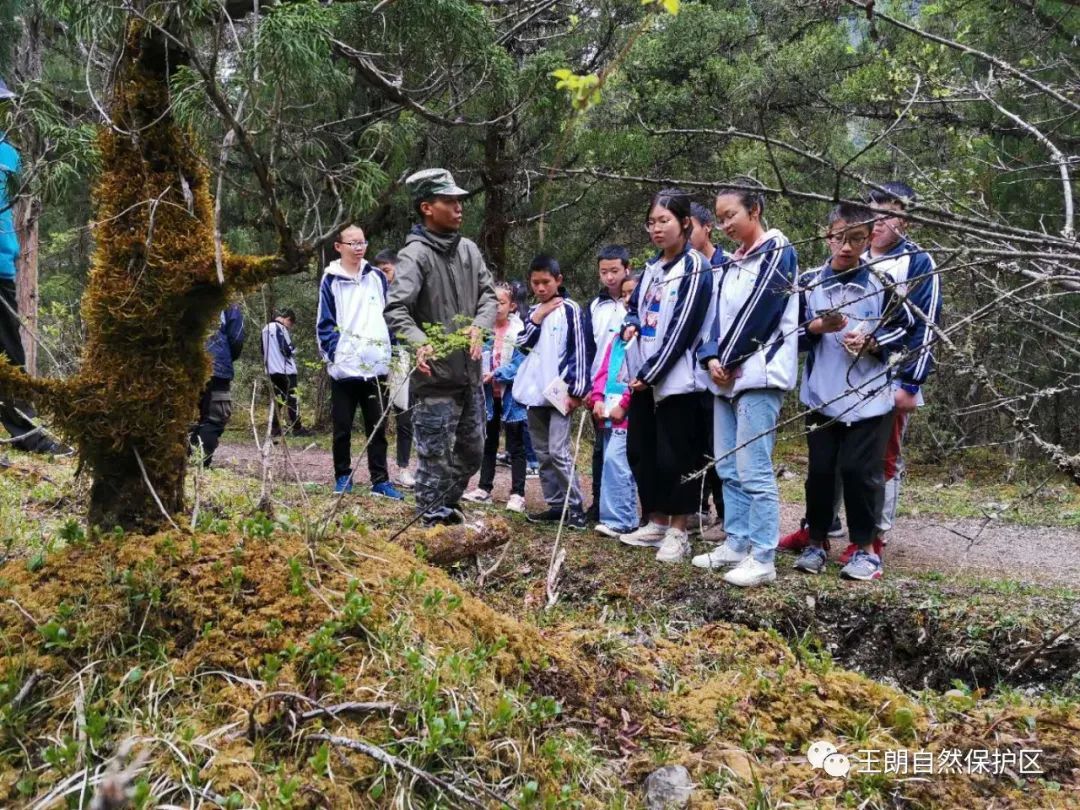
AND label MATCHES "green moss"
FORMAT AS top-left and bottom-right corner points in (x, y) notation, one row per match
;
(0, 24), (301, 531)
